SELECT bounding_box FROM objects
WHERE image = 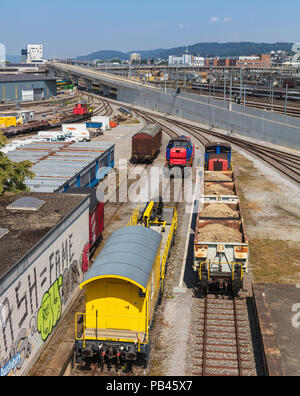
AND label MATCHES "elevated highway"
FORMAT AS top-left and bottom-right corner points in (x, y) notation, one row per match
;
(47, 62), (161, 96)
(47, 62), (300, 151)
